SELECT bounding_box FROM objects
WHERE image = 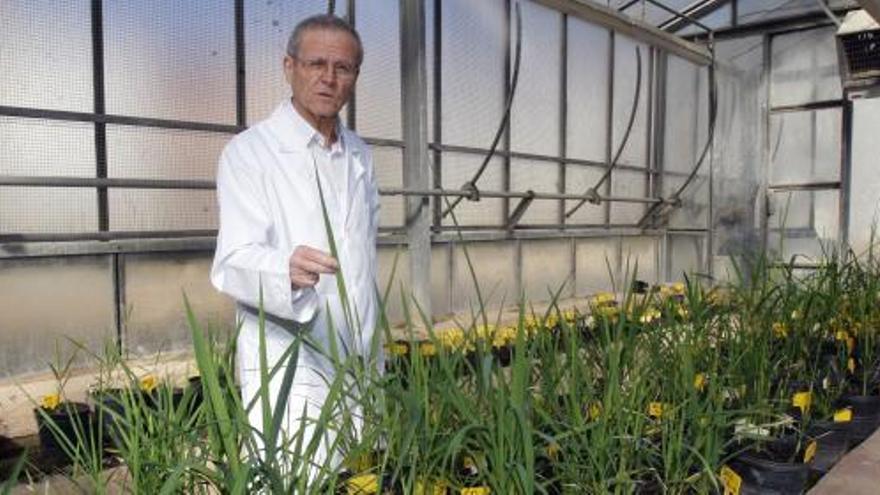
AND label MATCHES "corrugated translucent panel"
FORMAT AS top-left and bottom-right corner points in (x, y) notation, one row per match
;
(0, 117), (95, 177)
(109, 189), (217, 231)
(510, 158), (560, 225)
(0, 187), (98, 234)
(668, 234), (705, 281)
(0, 1), (93, 112)
(849, 97), (880, 255)
(575, 238), (619, 295)
(451, 242), (516, 313)
(771, 26), (841, 107)
(662, 173), (710, 229)
(104, 1), (236, 124)
(713, 36), (765, 261)
(0, 256), (115, 378)
(738, 0), (819, 25)
(244, 1), (337, 124)
(440, 153), (503, 226)
(510, 1), (561, 156)
(565, 164), (606, 225)
(107, 126), (227, 180)
(613, 36), (649, 167)
(610, 170), (647, 224)
(566, 18), (609, 162)
(621, 236), (659, 284)
(617, 1), (682, 25)
(521, 239), (572, 302)
(372, 146), (404, 227)
(677, 4), (733, 37)
(426, 0), (436, 142)
(769, 108), (841, 185)
(441, 0), (506, 148)
(356, 0), (402, 139)
(665, 56), (710, 174)
(122, 252), (234, 356)
(769, 189), (839, 260)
